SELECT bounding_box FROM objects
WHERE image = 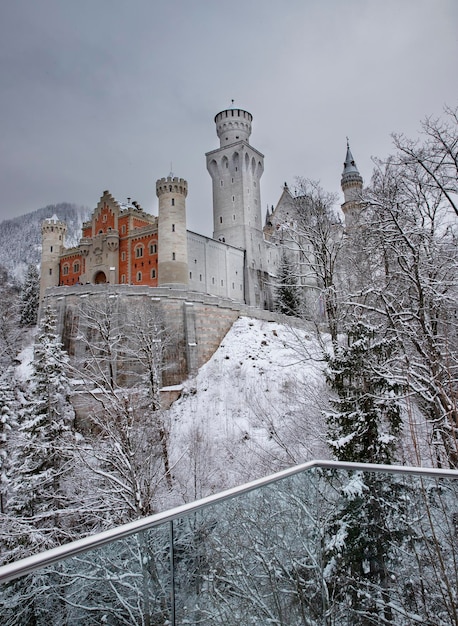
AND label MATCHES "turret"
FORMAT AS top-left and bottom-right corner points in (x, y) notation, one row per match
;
(40, 215), (67, 303)
(156, 176), (188, 287)
(214, 108), (253, 146)
(341, 141), (363, 228)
